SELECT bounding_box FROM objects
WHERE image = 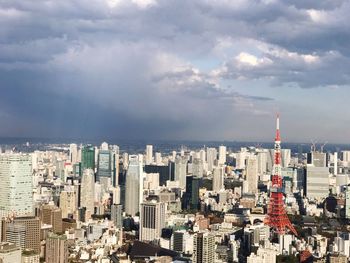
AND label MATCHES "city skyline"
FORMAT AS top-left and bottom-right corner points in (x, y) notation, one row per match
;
(1, 1), (350, 142)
